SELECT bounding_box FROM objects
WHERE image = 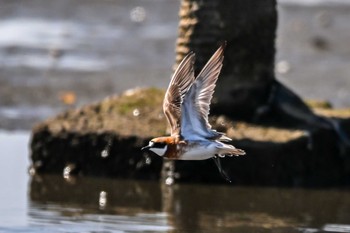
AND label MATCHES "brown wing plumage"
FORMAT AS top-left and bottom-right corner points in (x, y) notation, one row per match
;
(195, 43), (225, 129)
(163, 52), (196, 136)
